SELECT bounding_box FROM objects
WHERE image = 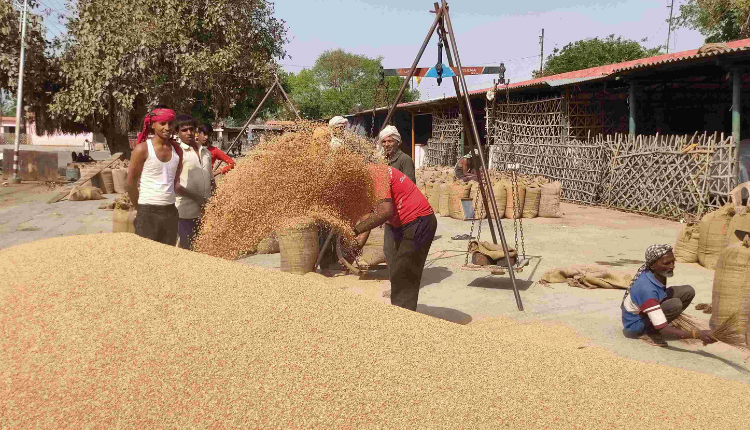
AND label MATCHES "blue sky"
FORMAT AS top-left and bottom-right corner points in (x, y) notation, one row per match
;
(274, 0), (706, 101)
